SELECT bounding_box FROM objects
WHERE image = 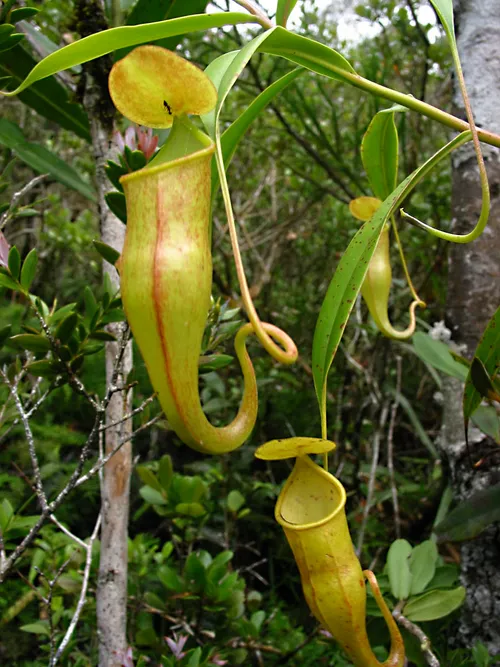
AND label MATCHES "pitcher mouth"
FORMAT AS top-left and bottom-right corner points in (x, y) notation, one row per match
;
(275, 455), (346, 531)
(120, 121), (215, 185)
